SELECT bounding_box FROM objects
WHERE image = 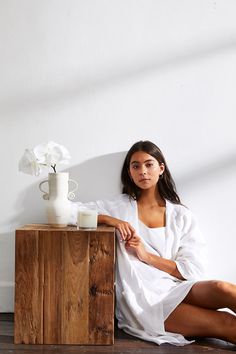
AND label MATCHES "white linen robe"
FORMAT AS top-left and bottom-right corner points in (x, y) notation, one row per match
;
(70, 194), (207, 346)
